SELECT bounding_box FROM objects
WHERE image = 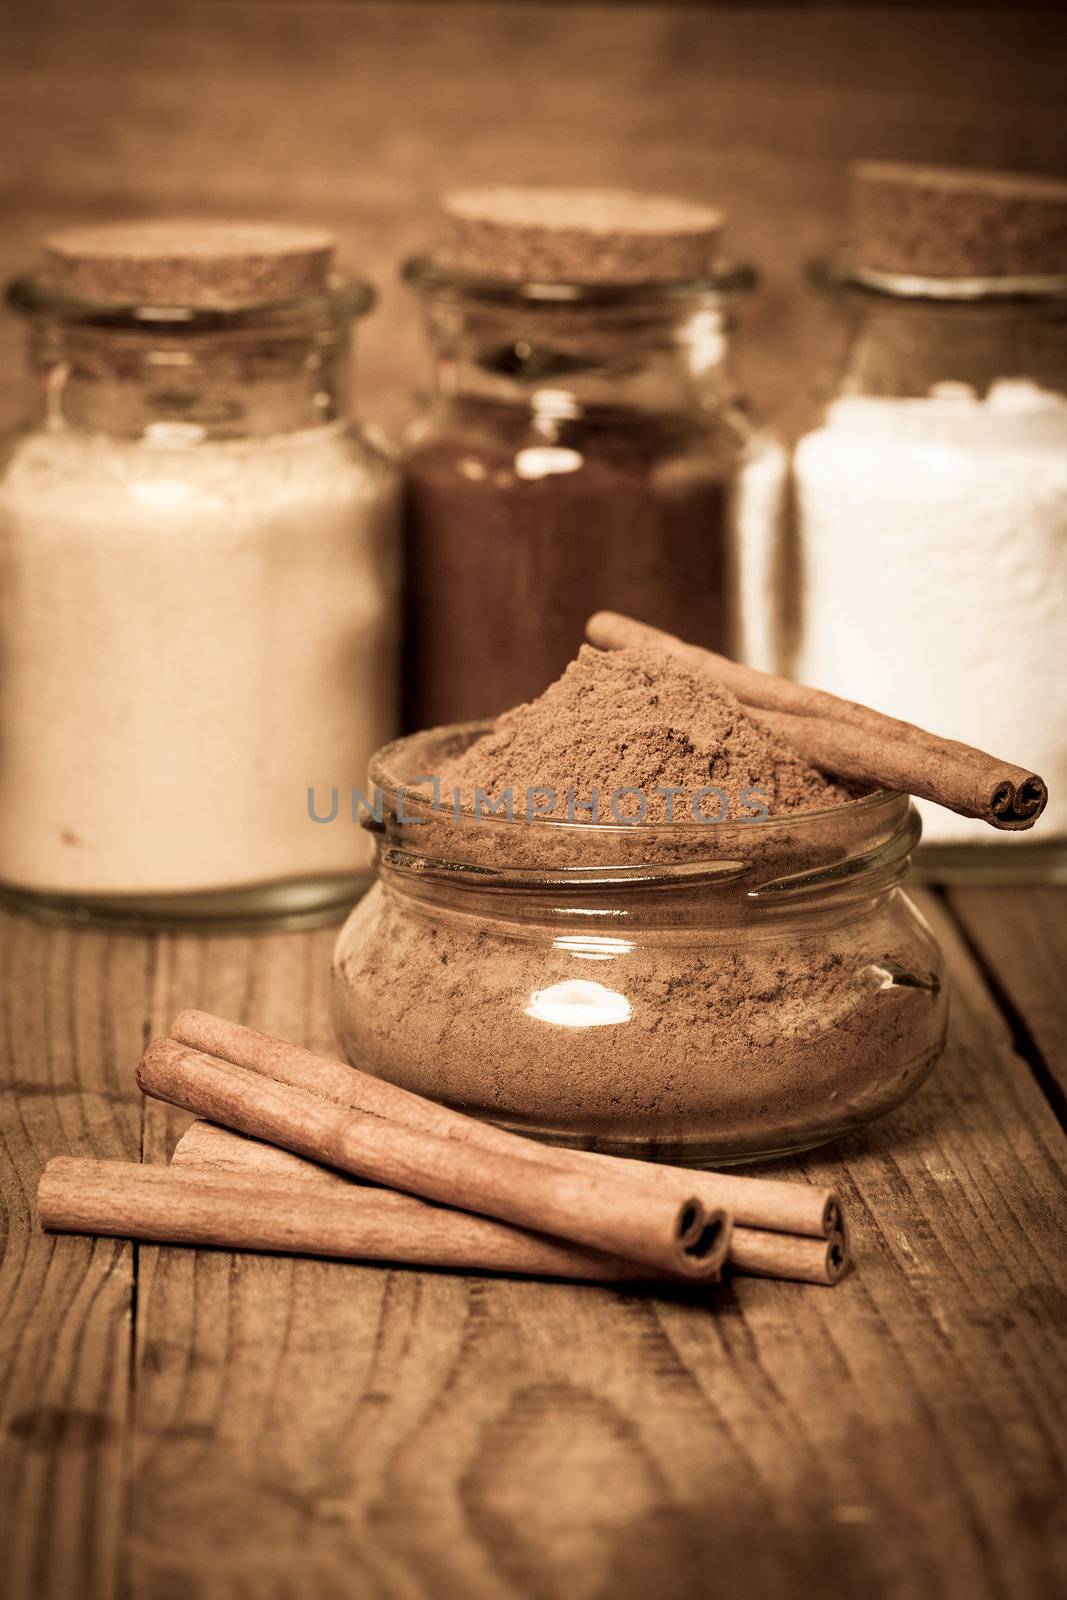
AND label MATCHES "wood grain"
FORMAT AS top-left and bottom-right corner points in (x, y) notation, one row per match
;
(3, 889), (1064, 1598)
(1, 3), (1065, 439)
(0, 915), (148, 1600)
(947, 886), (1067, 1118)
